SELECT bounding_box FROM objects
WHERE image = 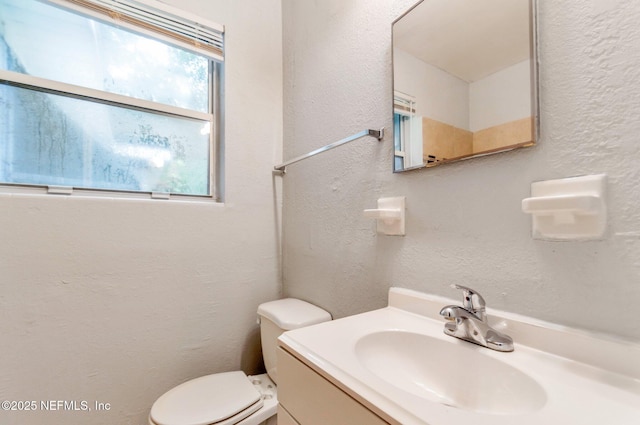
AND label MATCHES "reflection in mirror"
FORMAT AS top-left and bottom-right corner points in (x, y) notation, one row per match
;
(392, 0), (538, 172)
